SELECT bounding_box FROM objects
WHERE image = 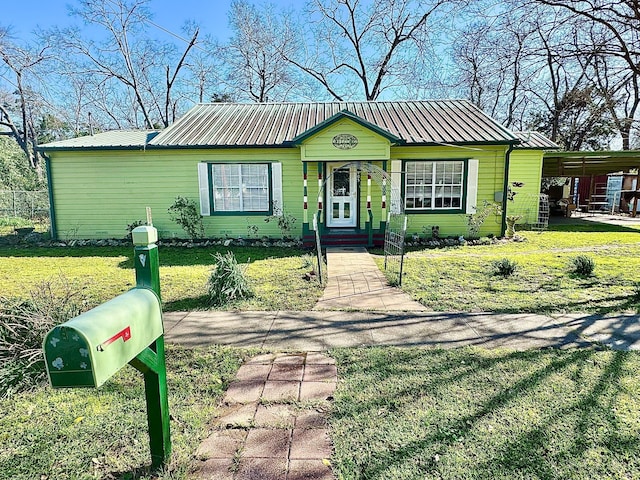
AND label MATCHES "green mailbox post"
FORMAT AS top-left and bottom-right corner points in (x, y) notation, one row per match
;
(42, 225), (171, 469)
